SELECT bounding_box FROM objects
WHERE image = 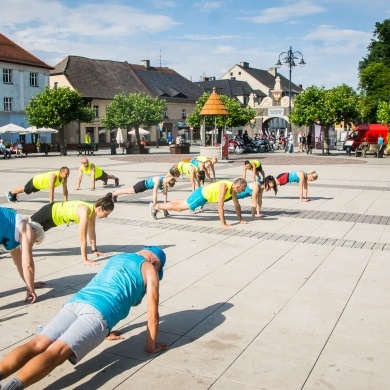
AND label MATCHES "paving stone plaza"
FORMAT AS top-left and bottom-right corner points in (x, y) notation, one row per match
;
(1, 147), (389, 389)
